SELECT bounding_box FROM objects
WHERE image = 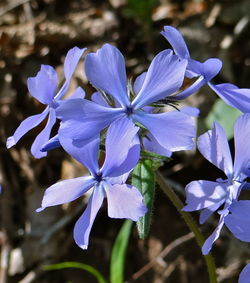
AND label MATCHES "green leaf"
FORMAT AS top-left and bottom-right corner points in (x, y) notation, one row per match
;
(205, 99), (241, 139)
(110, 220), (133, 283)
(43, 262), (107, 283)
(132, 159), (155, 239)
